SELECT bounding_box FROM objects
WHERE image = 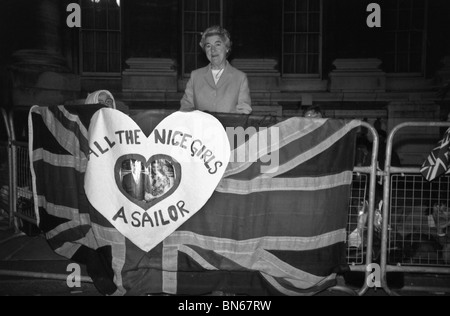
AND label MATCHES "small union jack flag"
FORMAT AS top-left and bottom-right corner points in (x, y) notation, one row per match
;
(420, 128), (450, 181)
